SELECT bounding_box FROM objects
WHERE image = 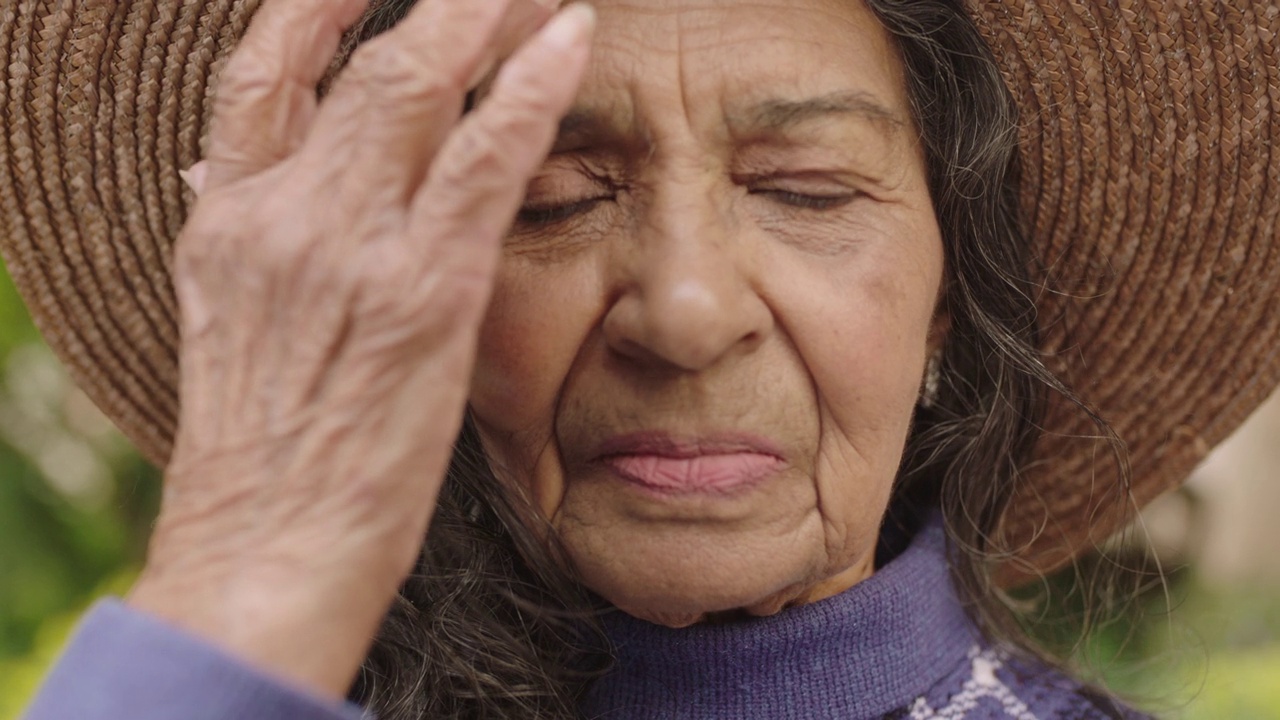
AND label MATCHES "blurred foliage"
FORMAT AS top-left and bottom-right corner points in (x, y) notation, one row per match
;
(1017, 547), (1280, 719)
(0, 264), (161, 716)
(0, 259), (1277, 718)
